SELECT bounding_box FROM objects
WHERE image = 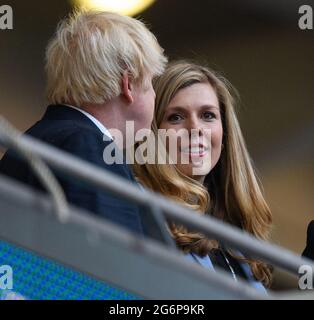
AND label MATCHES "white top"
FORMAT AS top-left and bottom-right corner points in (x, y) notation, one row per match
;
(64, 104), (113, 140)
